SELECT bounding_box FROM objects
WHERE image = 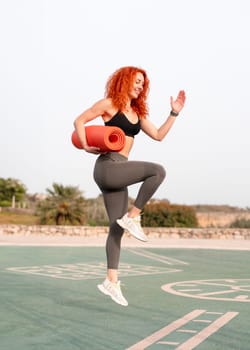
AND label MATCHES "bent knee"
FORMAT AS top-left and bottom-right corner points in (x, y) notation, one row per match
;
(156, 164), (166, 182)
